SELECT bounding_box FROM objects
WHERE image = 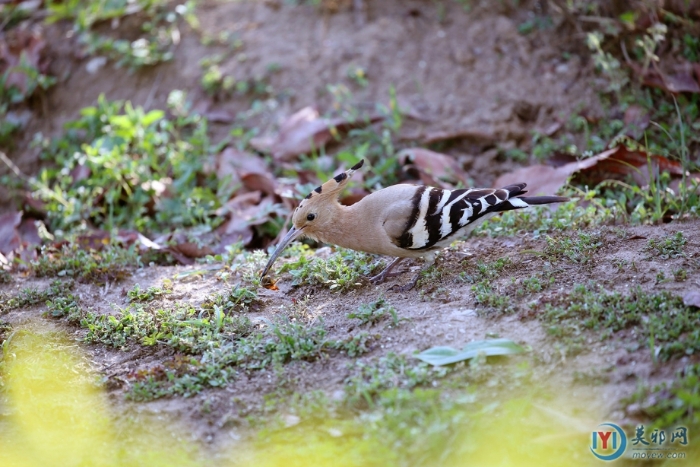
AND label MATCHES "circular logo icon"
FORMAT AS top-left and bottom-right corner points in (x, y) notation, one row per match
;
(590, 423), (627, 461)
